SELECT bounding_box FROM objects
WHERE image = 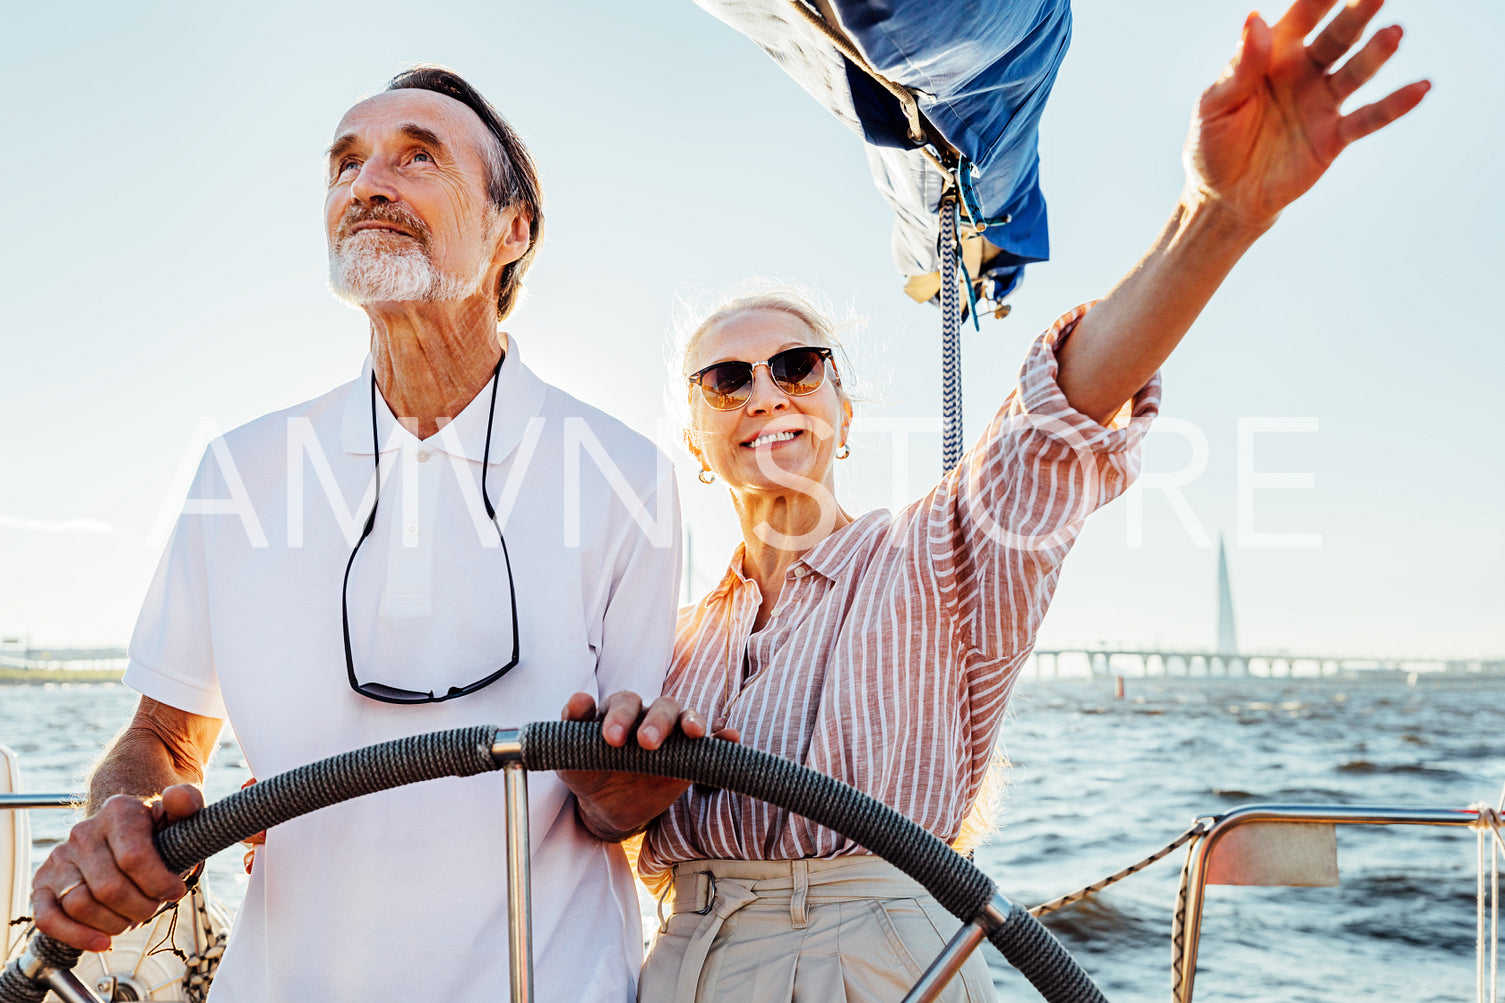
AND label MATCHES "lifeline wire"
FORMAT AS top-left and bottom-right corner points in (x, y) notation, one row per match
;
(1030, 818), (1214, 917)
